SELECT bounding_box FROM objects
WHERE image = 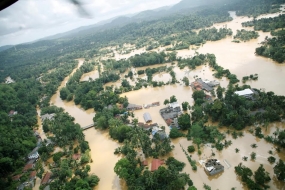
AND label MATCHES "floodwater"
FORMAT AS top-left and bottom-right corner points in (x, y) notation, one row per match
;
(50, 59), (124, 190)
(47, 6), (285, 190)
(119, 7), (285, 190)
(80, 69), (99, 82)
